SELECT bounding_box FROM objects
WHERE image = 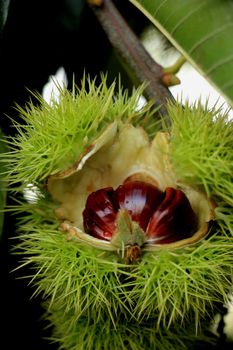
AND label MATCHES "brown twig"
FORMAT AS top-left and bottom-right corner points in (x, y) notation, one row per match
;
(87, 0), (174, 116)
